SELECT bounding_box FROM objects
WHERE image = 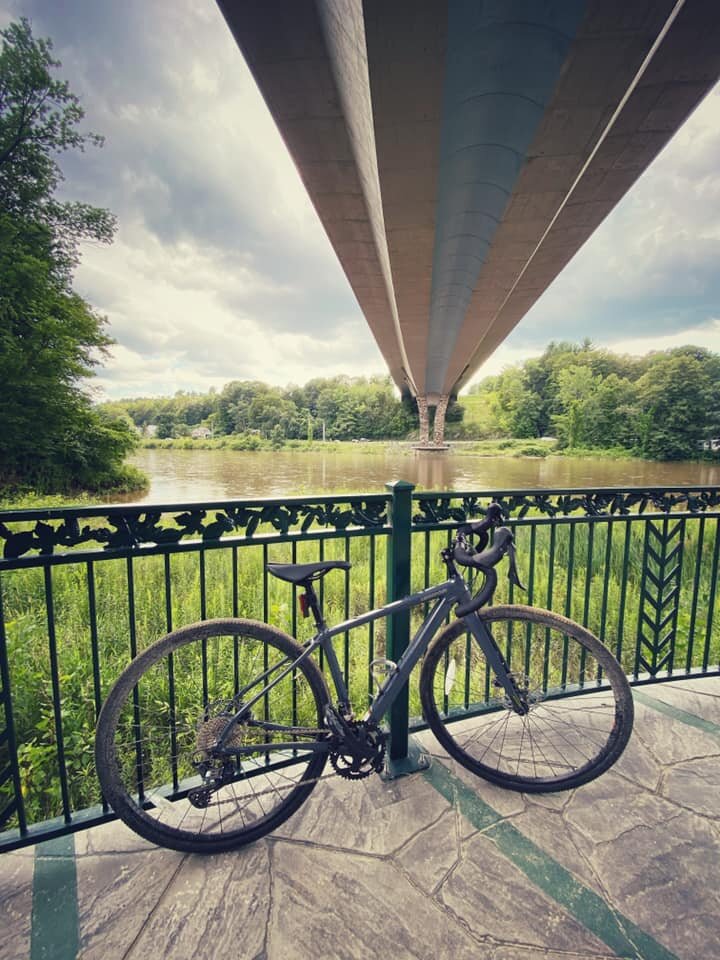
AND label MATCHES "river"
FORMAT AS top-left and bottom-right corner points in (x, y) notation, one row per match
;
(124, 447), (720, 504)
